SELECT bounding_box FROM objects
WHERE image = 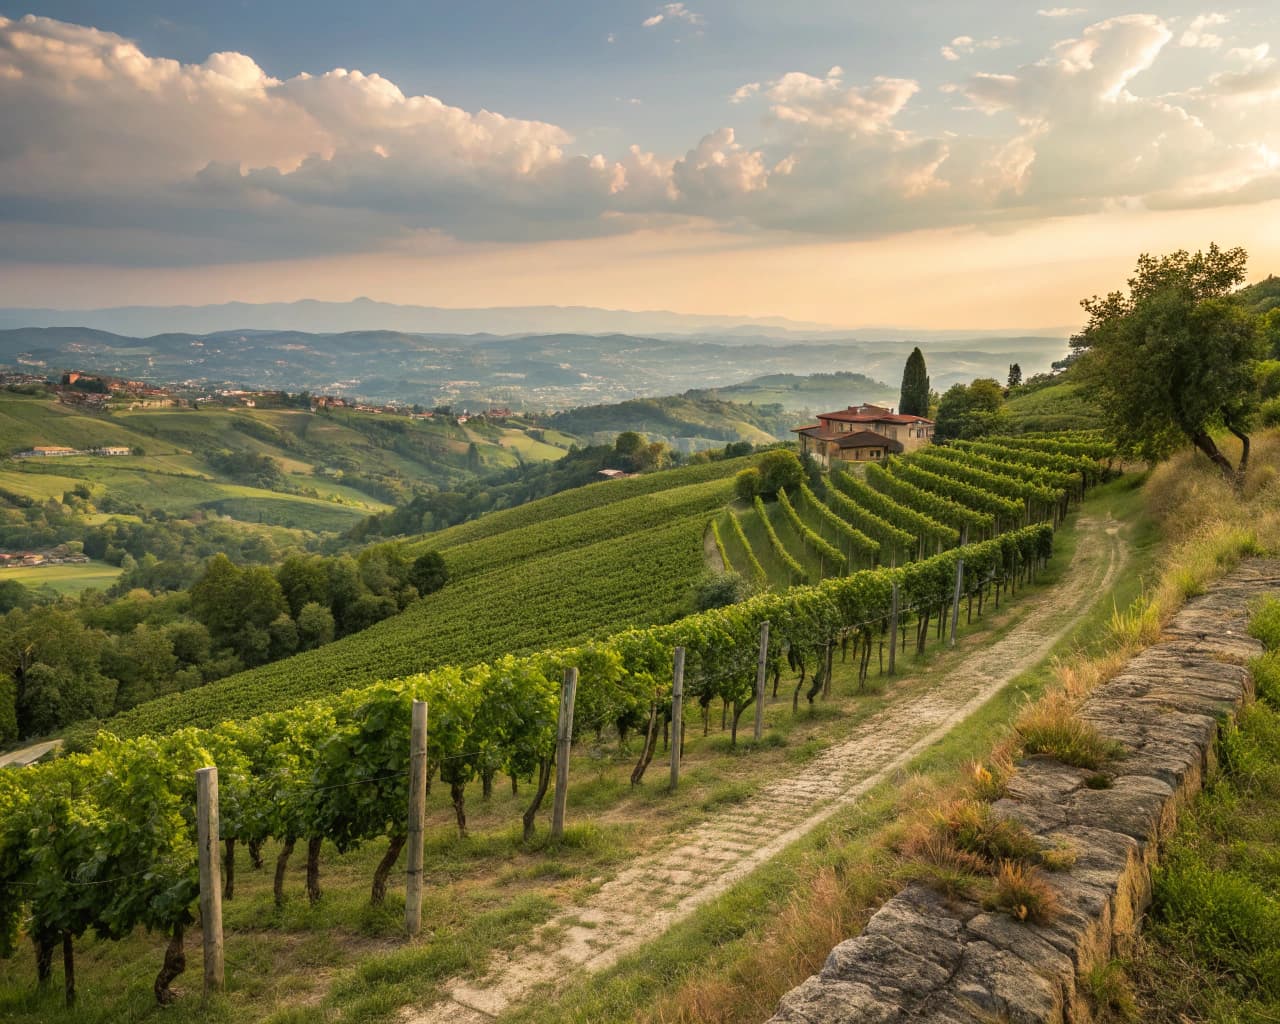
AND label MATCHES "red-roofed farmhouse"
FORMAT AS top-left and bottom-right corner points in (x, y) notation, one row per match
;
(792, 403), (934, 468)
